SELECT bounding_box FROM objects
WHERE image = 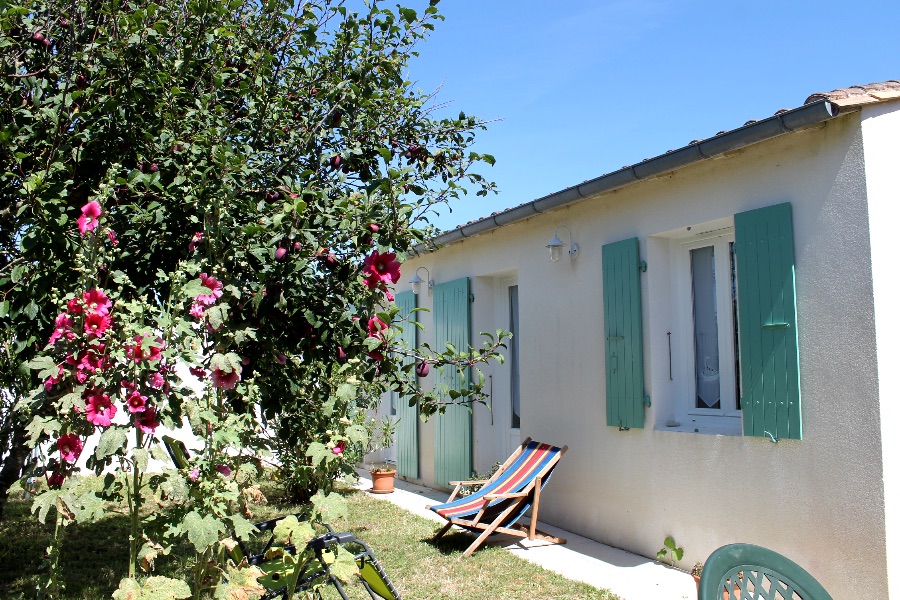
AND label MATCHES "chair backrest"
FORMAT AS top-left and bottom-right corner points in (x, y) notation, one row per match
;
(161, 435), (190, 469)
(699, 544), (833, 600)
(434, 440), (566, 520)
